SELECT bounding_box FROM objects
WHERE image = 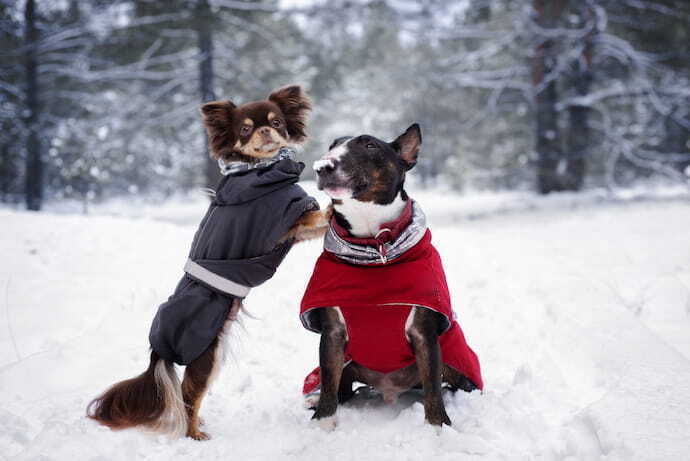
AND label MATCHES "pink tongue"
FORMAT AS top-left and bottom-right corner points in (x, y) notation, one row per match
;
(324, 187), (350, 199)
